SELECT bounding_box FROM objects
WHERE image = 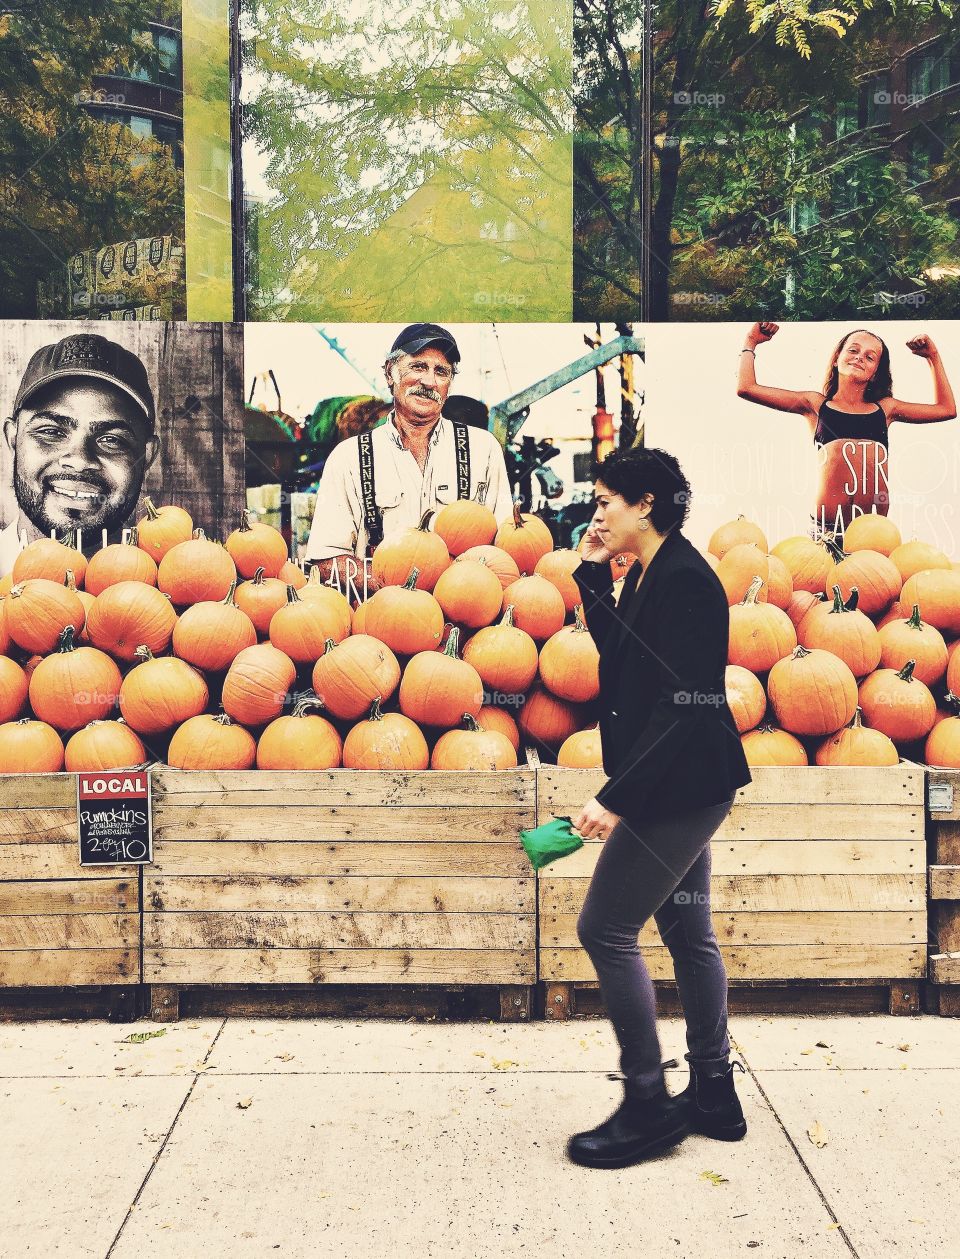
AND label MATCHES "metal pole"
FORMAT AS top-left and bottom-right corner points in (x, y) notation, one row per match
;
(229, 0), (246, 323)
